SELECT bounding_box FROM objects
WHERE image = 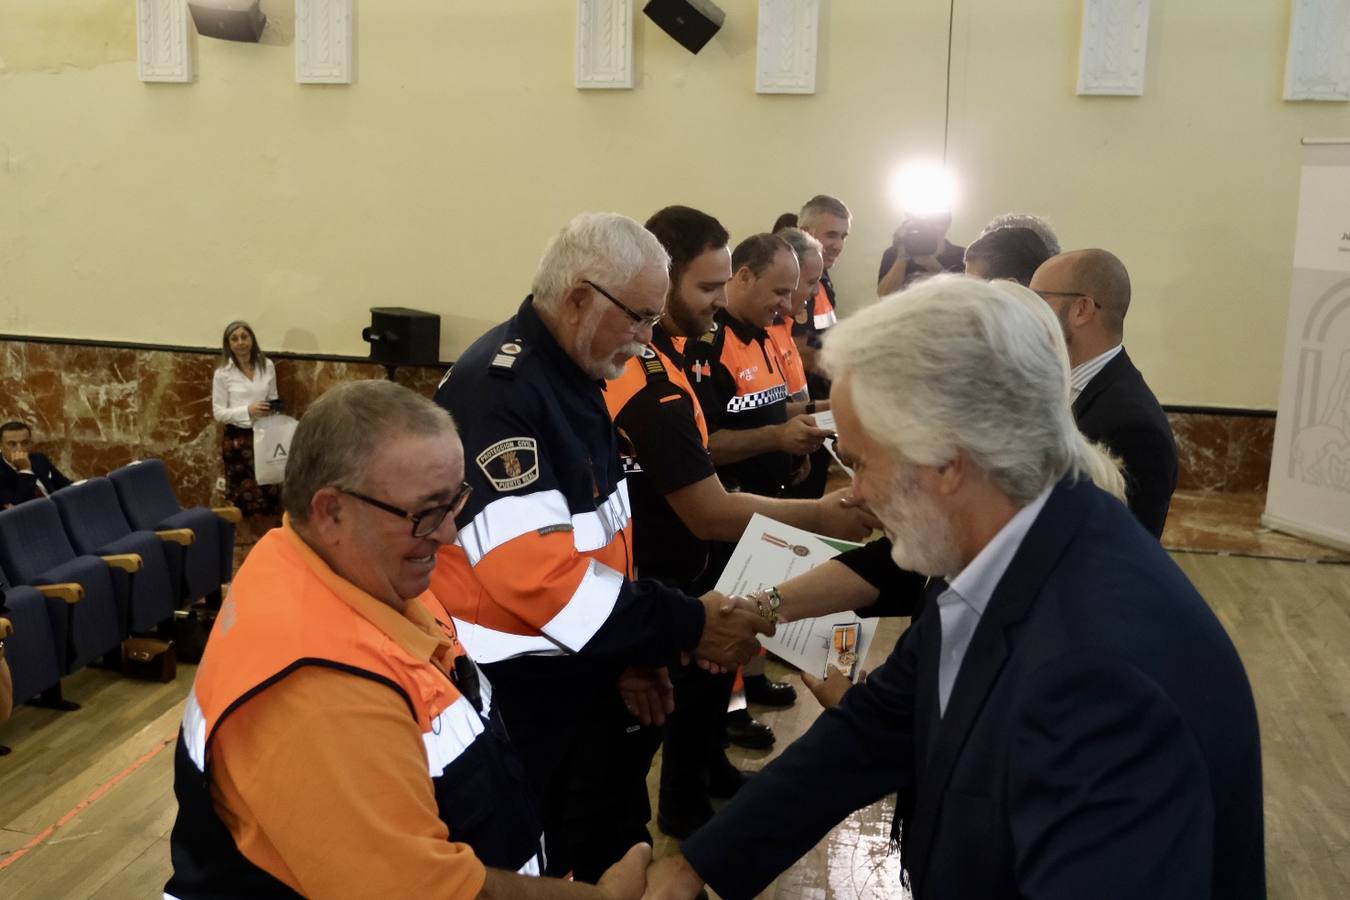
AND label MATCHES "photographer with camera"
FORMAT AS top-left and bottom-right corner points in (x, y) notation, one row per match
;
(876, 211), (965, 295)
